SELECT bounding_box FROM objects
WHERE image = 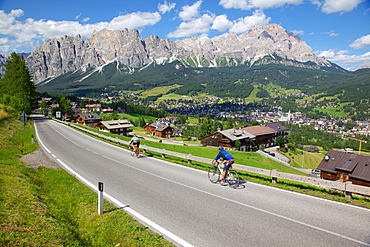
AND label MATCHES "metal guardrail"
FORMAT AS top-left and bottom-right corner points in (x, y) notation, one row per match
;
(67, 122), (370, 198)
